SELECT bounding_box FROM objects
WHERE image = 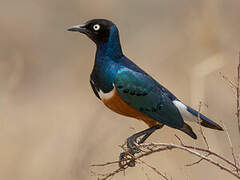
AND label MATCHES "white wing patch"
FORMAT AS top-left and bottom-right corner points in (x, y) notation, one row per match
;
(98, 86), (115, 101)
(173, 100), (197, 122)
